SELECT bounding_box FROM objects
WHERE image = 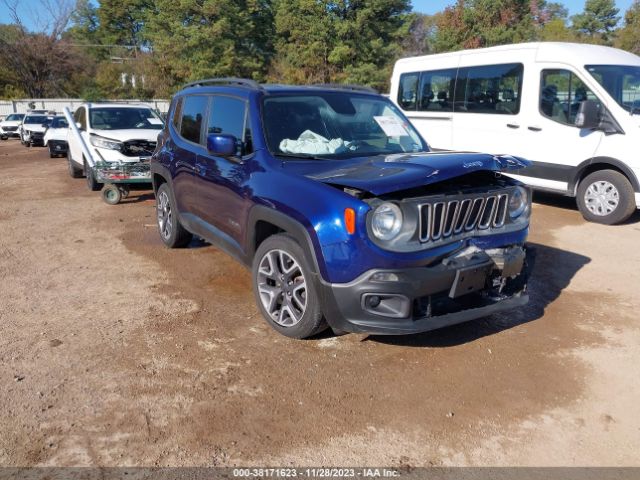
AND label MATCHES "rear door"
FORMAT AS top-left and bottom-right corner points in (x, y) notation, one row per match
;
(194, 95), (252, 247)
(395, 56), (459, 149)
(172, 94), (208, 216)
